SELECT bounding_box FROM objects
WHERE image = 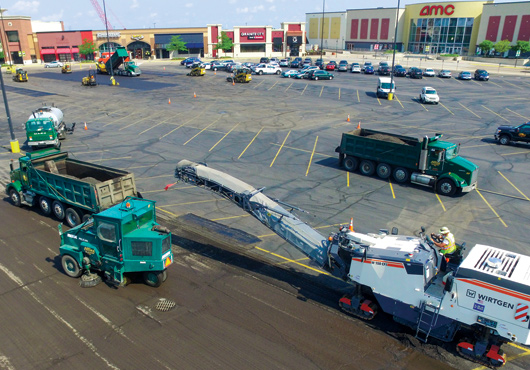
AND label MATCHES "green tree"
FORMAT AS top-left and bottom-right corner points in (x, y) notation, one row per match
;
(78, 38), (98, 60)
(493, 40), (511, 54)
(512, 40), (530, 55)
(167, 35), (188, 56)
(478, 40), (494, 55)
(214, 31), (234, 57)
